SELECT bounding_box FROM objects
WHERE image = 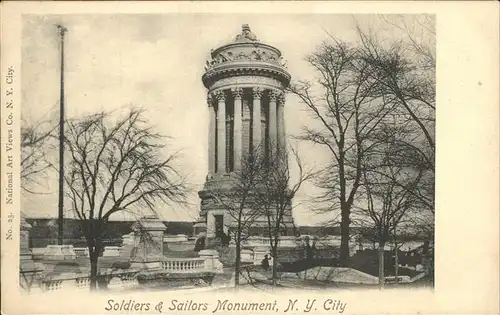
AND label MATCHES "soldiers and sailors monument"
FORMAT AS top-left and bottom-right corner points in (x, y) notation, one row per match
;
(196, 24), (295, 241)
